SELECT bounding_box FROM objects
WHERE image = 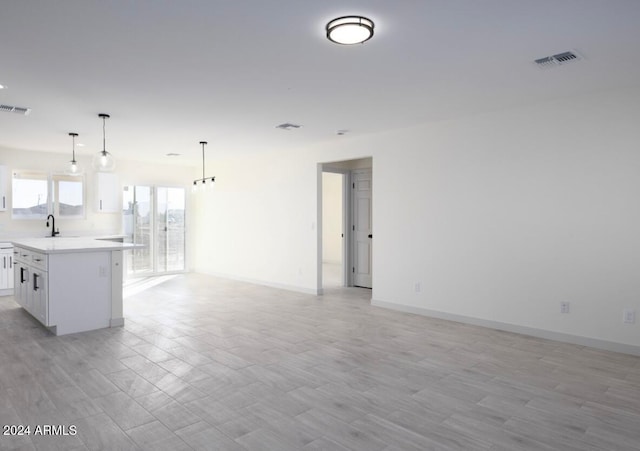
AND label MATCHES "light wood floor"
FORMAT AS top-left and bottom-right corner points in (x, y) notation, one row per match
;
(1, 273), (639, 450)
